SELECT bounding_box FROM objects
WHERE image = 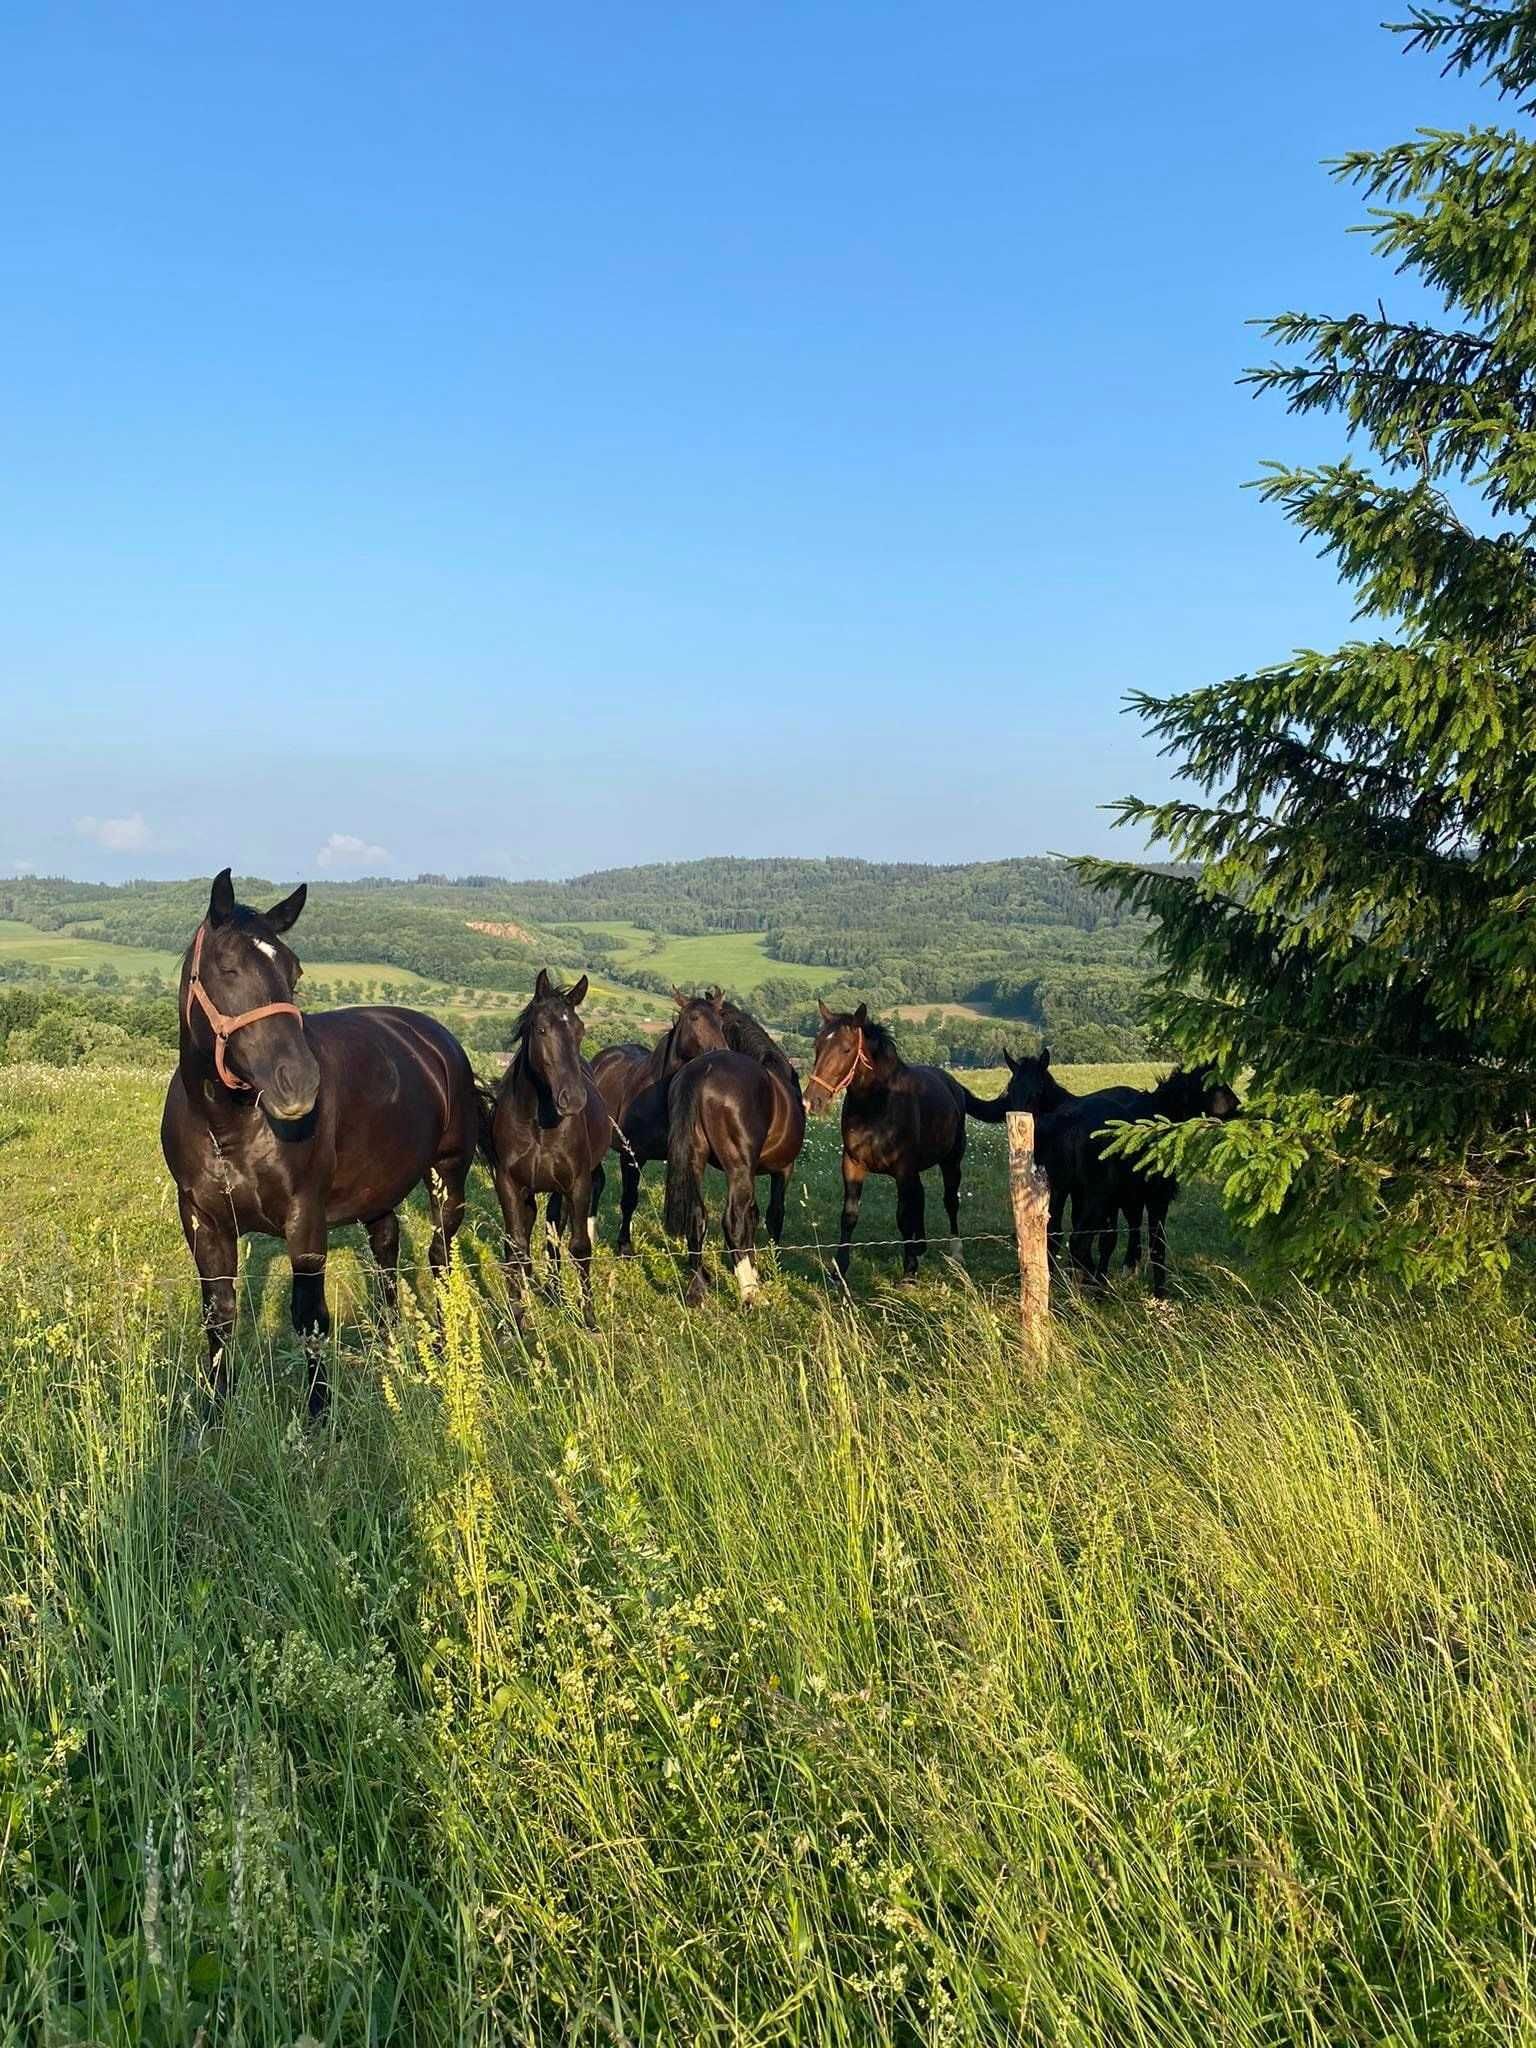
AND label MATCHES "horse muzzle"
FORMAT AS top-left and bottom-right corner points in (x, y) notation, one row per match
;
(264, 1052), (321, 1122)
